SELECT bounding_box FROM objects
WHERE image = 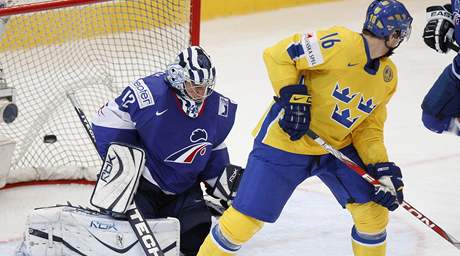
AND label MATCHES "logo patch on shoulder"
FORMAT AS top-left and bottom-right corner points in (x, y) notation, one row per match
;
(129, 79), (154, 109)
(383, 65), (393, 83)
(218, 96), (229, 117)
(302, 32), (324, 67)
